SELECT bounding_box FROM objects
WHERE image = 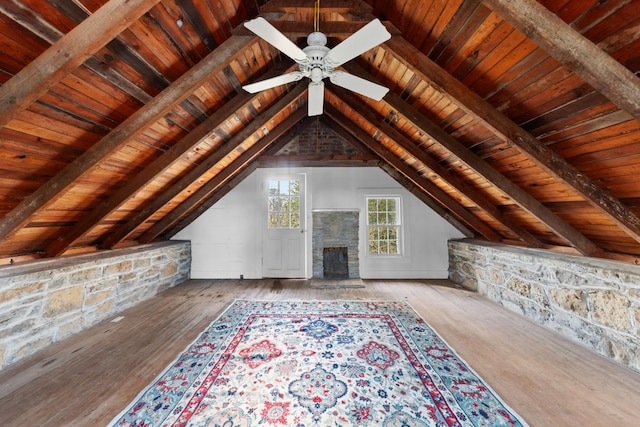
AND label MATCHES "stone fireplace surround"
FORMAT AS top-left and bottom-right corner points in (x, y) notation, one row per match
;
(312, 210), (359, 278)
